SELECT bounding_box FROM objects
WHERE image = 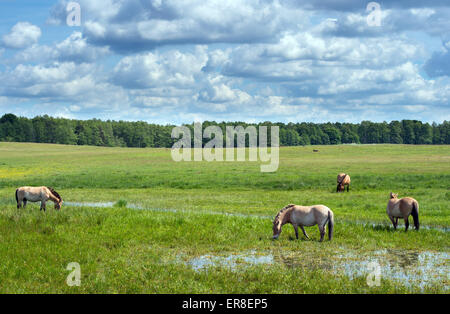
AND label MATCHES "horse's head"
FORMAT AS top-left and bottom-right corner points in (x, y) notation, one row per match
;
(390, 192), (398, 199)
(55, 199), (63, 210)
(272, 219), (282, 239)
(272, 205), (294, 239)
